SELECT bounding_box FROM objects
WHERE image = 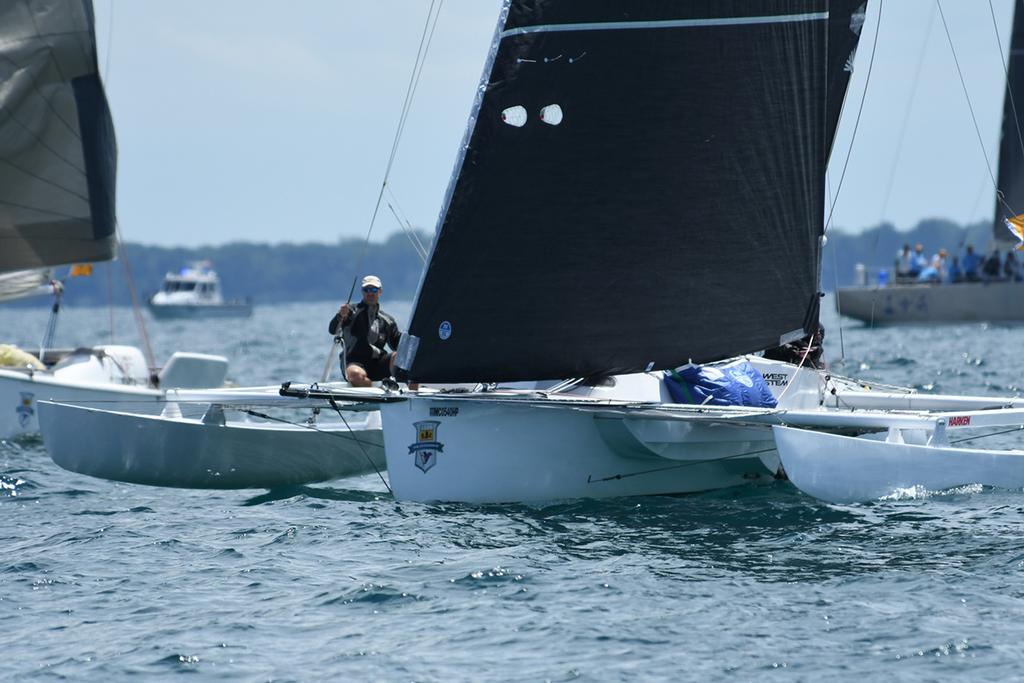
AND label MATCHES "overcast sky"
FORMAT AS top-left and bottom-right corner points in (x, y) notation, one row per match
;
(92, 0), (1017, 246)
